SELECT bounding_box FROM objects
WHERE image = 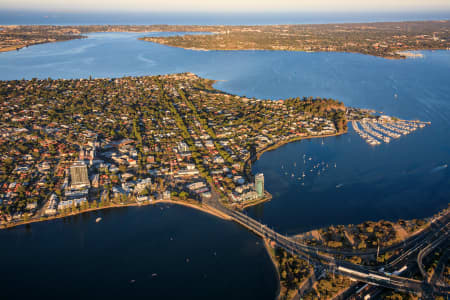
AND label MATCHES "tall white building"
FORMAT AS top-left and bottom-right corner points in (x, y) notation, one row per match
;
(255, 173), (264, 198)
(70, 161), (90, 189)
